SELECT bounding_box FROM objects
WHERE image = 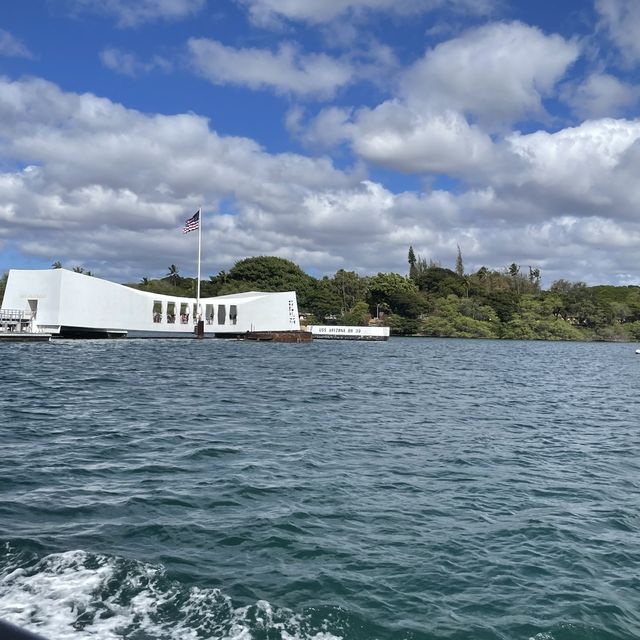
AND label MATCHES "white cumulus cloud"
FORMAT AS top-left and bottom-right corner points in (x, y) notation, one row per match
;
(401, 21), (581, 128)
(188, 38), (353, 98)
(561, 72), (638, 119)
(596, 0), (640, 63)
(505, 118), (640, 212)
(298, 21), (580, 177)
(352, 102), (496, 175)
(292, 106), (355, 149)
